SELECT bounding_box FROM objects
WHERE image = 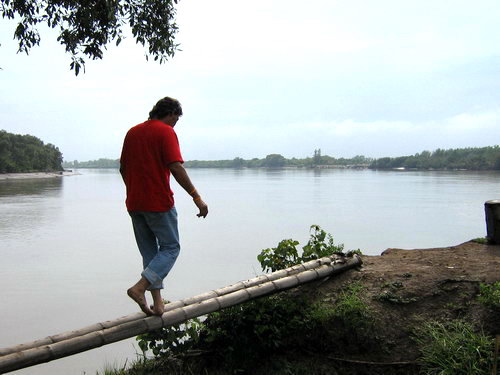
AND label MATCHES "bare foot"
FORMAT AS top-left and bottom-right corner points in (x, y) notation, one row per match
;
(150, 289), (165, 316)
(150, 300), (165, 316)
(127, 287), (153, 316)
